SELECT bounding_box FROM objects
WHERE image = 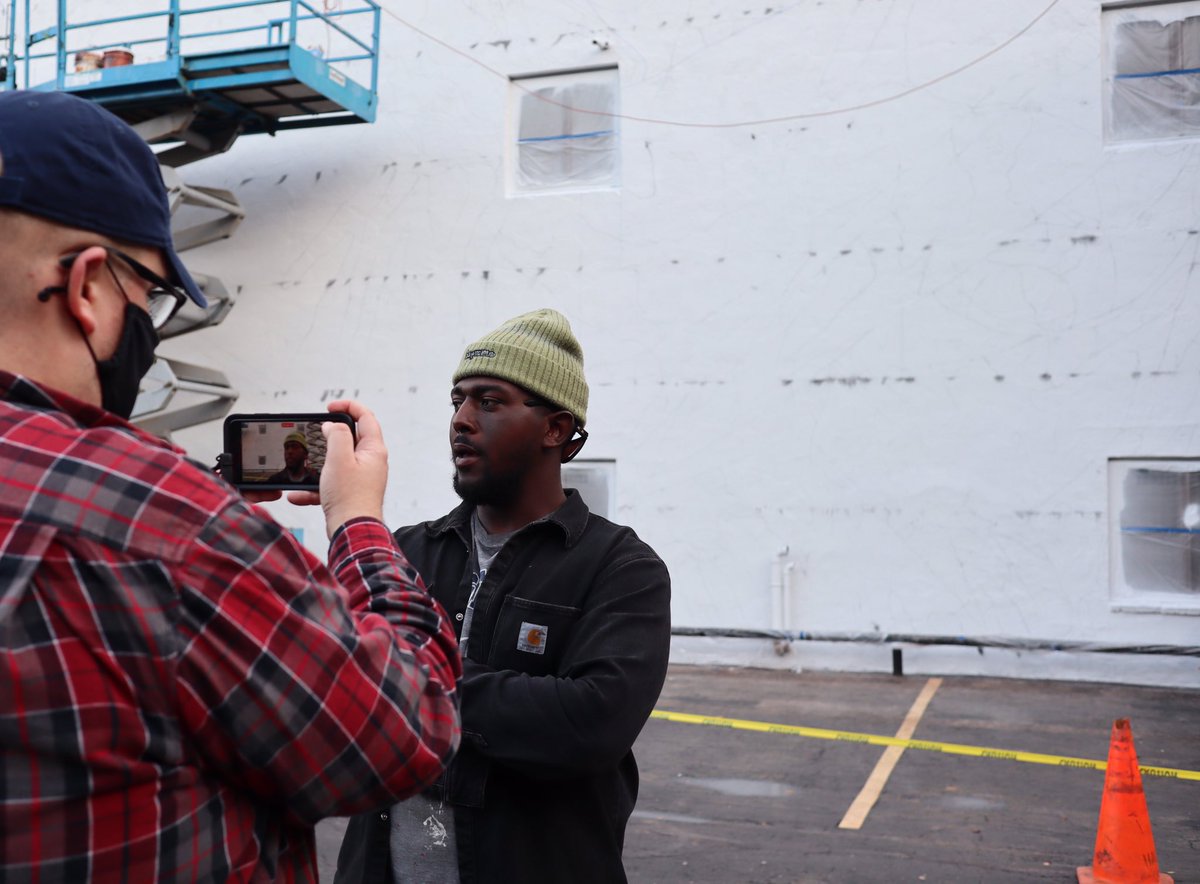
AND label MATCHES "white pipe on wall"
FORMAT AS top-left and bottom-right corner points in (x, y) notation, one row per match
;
(783, 559), (795, 631)
(771, 547), (790, 631)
